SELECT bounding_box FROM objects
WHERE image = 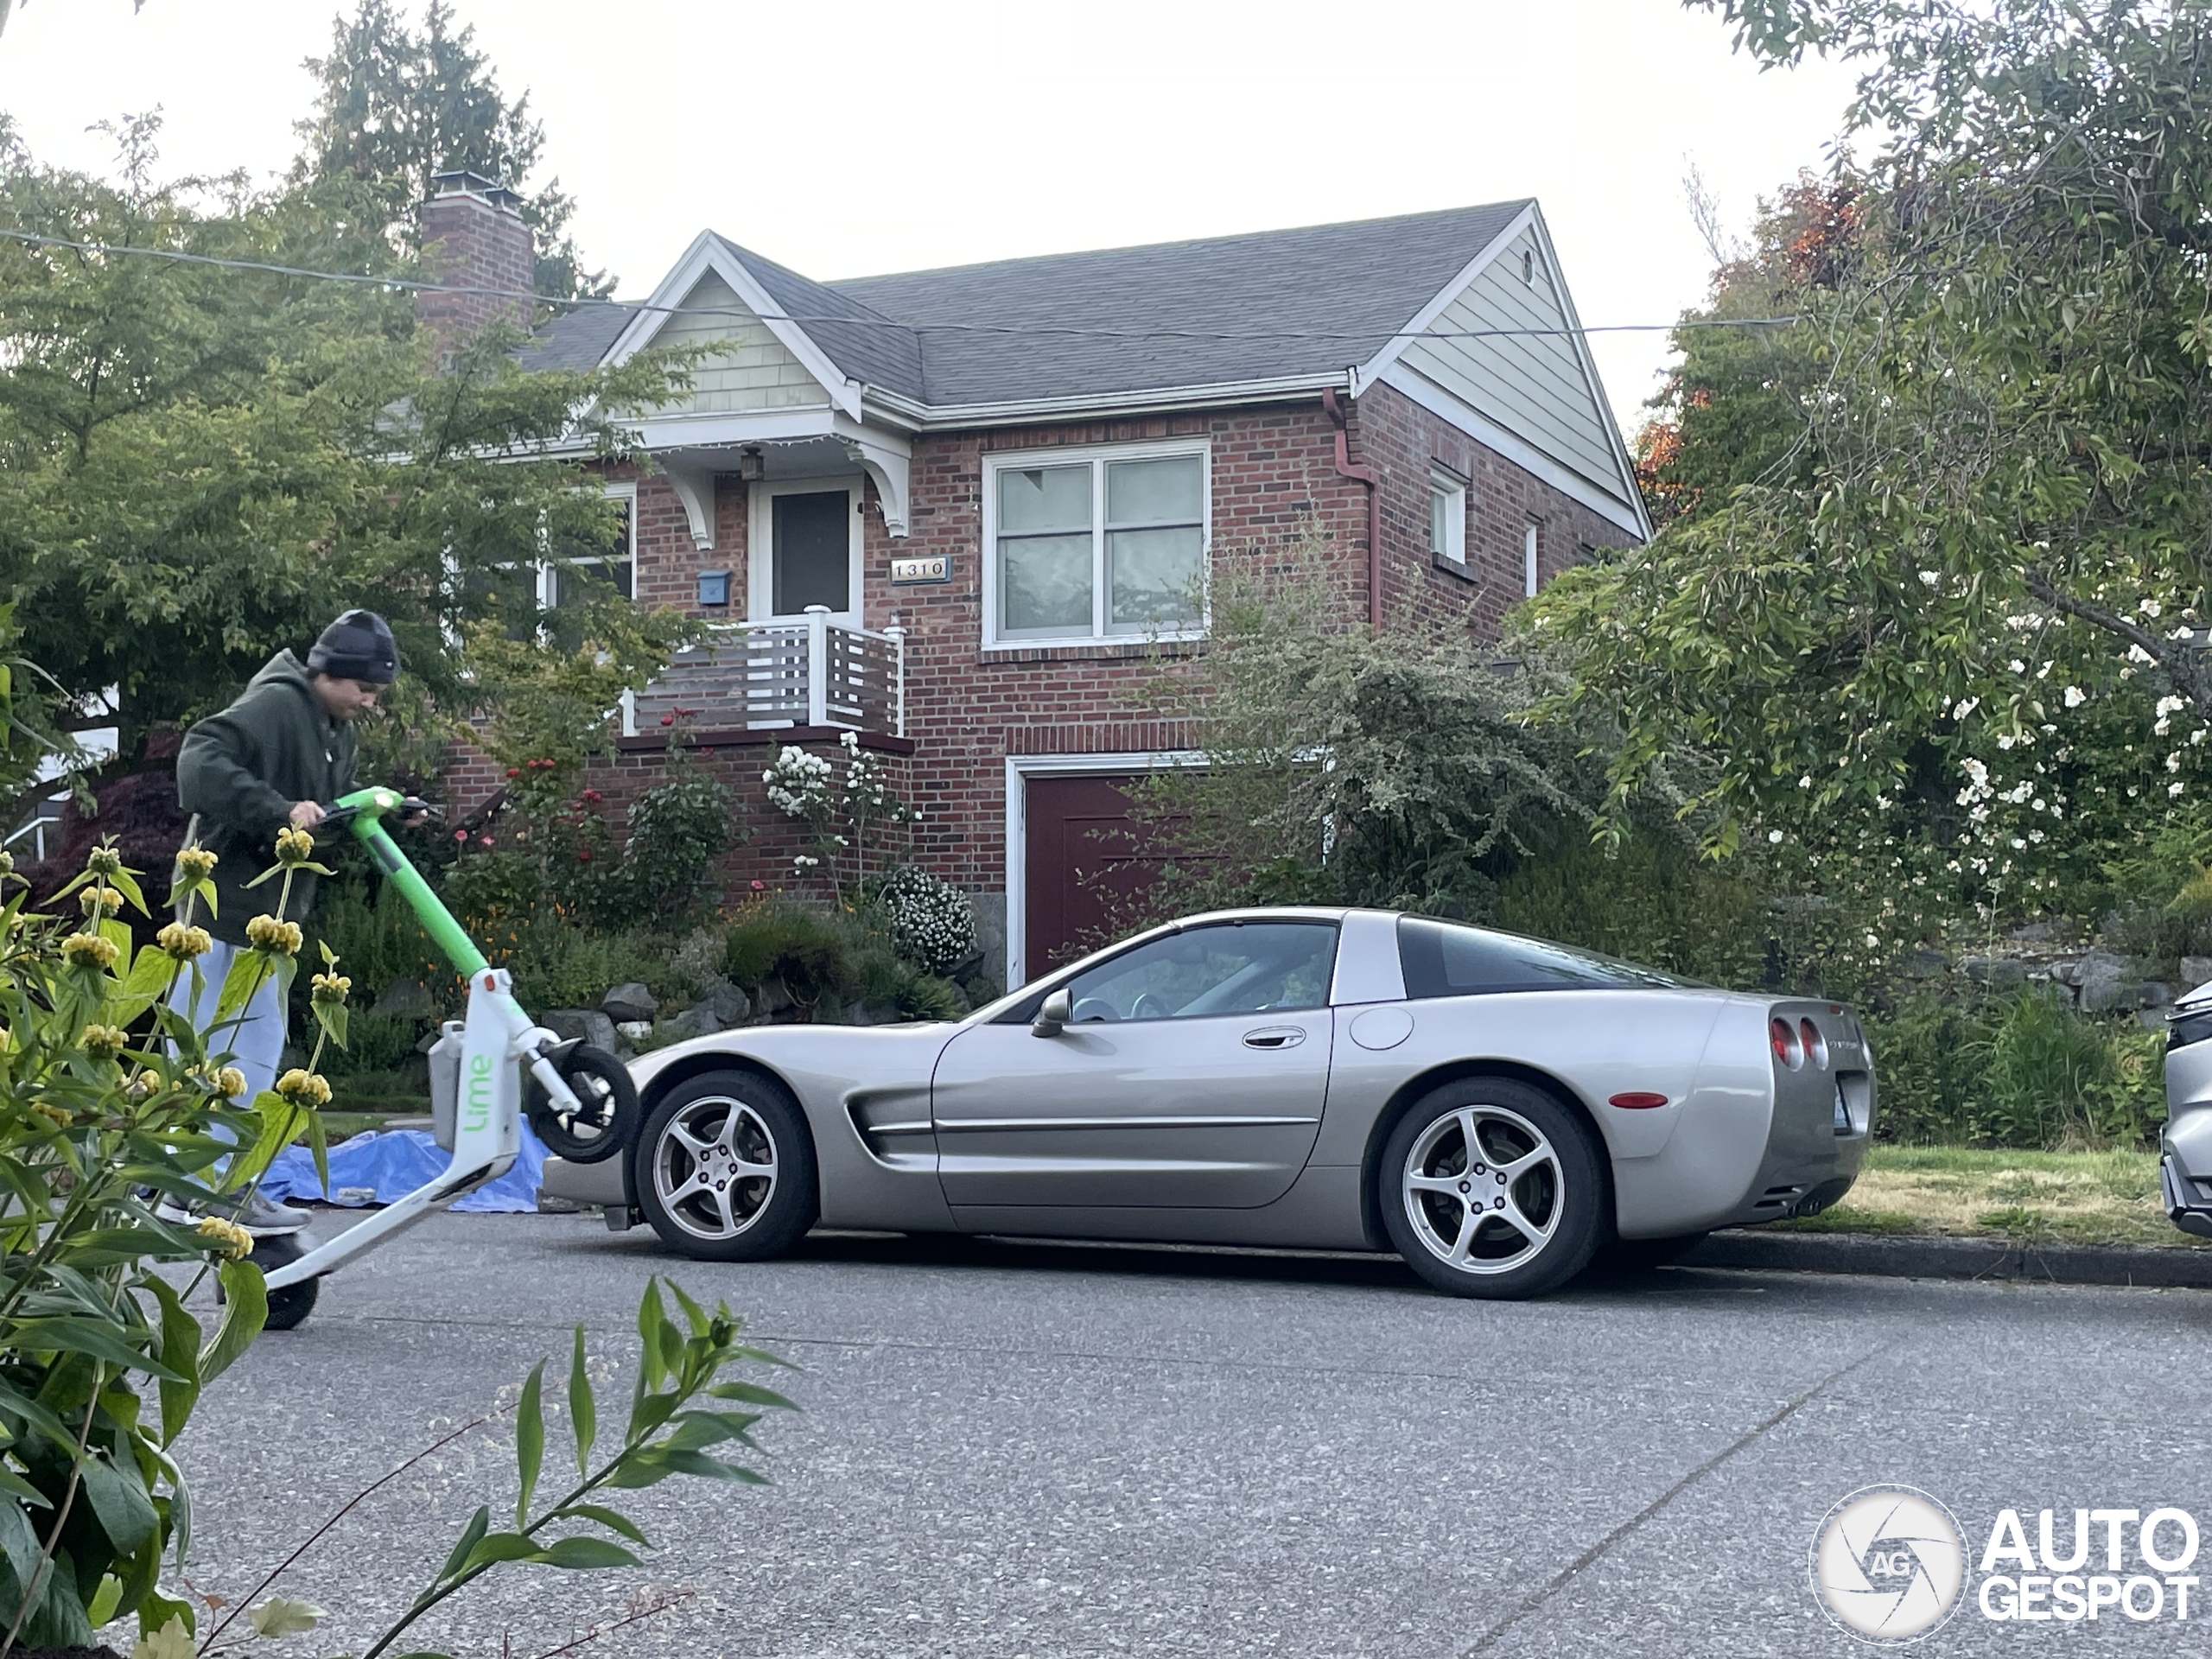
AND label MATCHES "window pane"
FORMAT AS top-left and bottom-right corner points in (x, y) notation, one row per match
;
(999, 465), (1091, 533)
(1107, 525), (1203, 630)
(1067, 922), (1338, 1022)
(1396, 916), (1700, 997)
(1106, 455), (1202, 525)
(1001, 532), (1093, 633)
(1431, 488), (1450, 556)
(772, 491), (850, 614)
